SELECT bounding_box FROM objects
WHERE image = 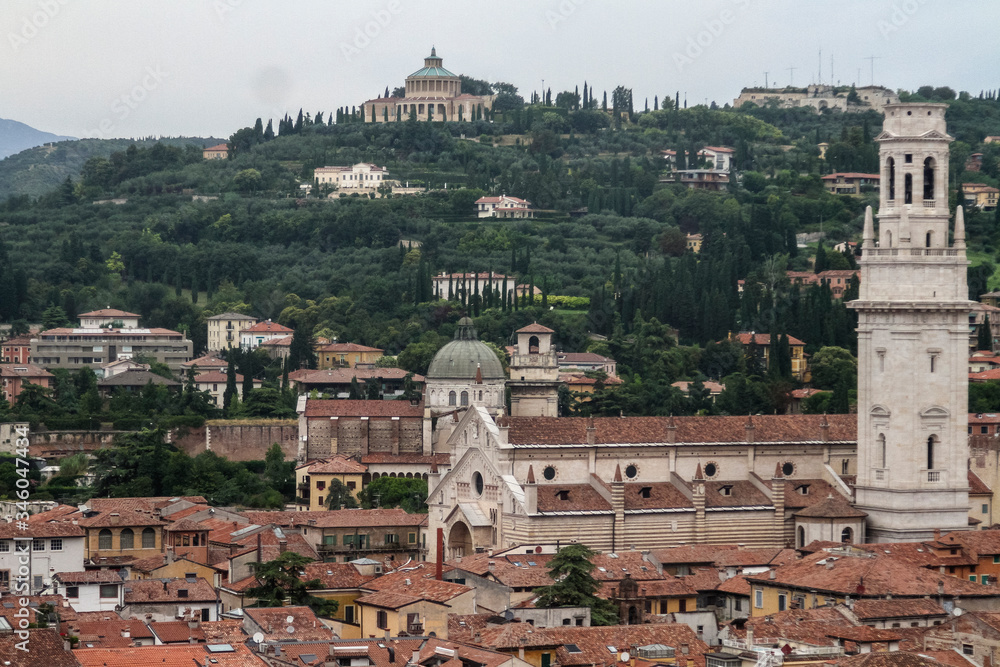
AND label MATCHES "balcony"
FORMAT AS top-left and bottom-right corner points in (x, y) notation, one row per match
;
(406, 623), (424, 635)
(925, 469), (944, 483)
